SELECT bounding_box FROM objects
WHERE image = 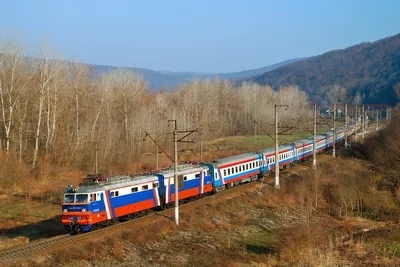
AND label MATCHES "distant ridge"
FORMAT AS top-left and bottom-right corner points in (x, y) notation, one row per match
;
(90, 58), (303, 91)
(244, 33), (400, 105)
